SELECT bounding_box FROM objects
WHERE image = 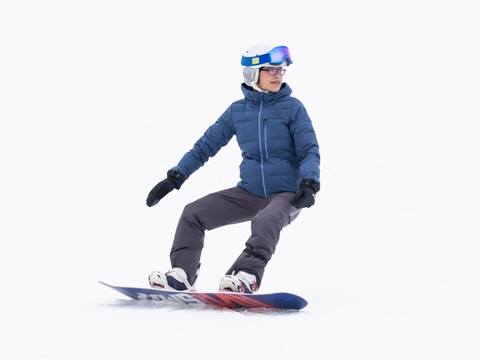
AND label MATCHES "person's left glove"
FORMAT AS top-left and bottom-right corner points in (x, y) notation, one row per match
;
(146, 170), (186, 207)
(290, 179), (320, 209)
